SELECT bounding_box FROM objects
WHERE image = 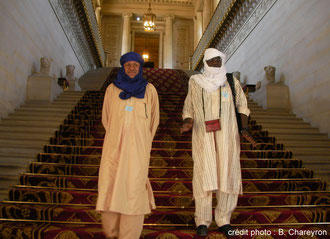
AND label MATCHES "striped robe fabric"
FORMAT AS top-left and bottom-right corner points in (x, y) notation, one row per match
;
(182, 75), (250, 199)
